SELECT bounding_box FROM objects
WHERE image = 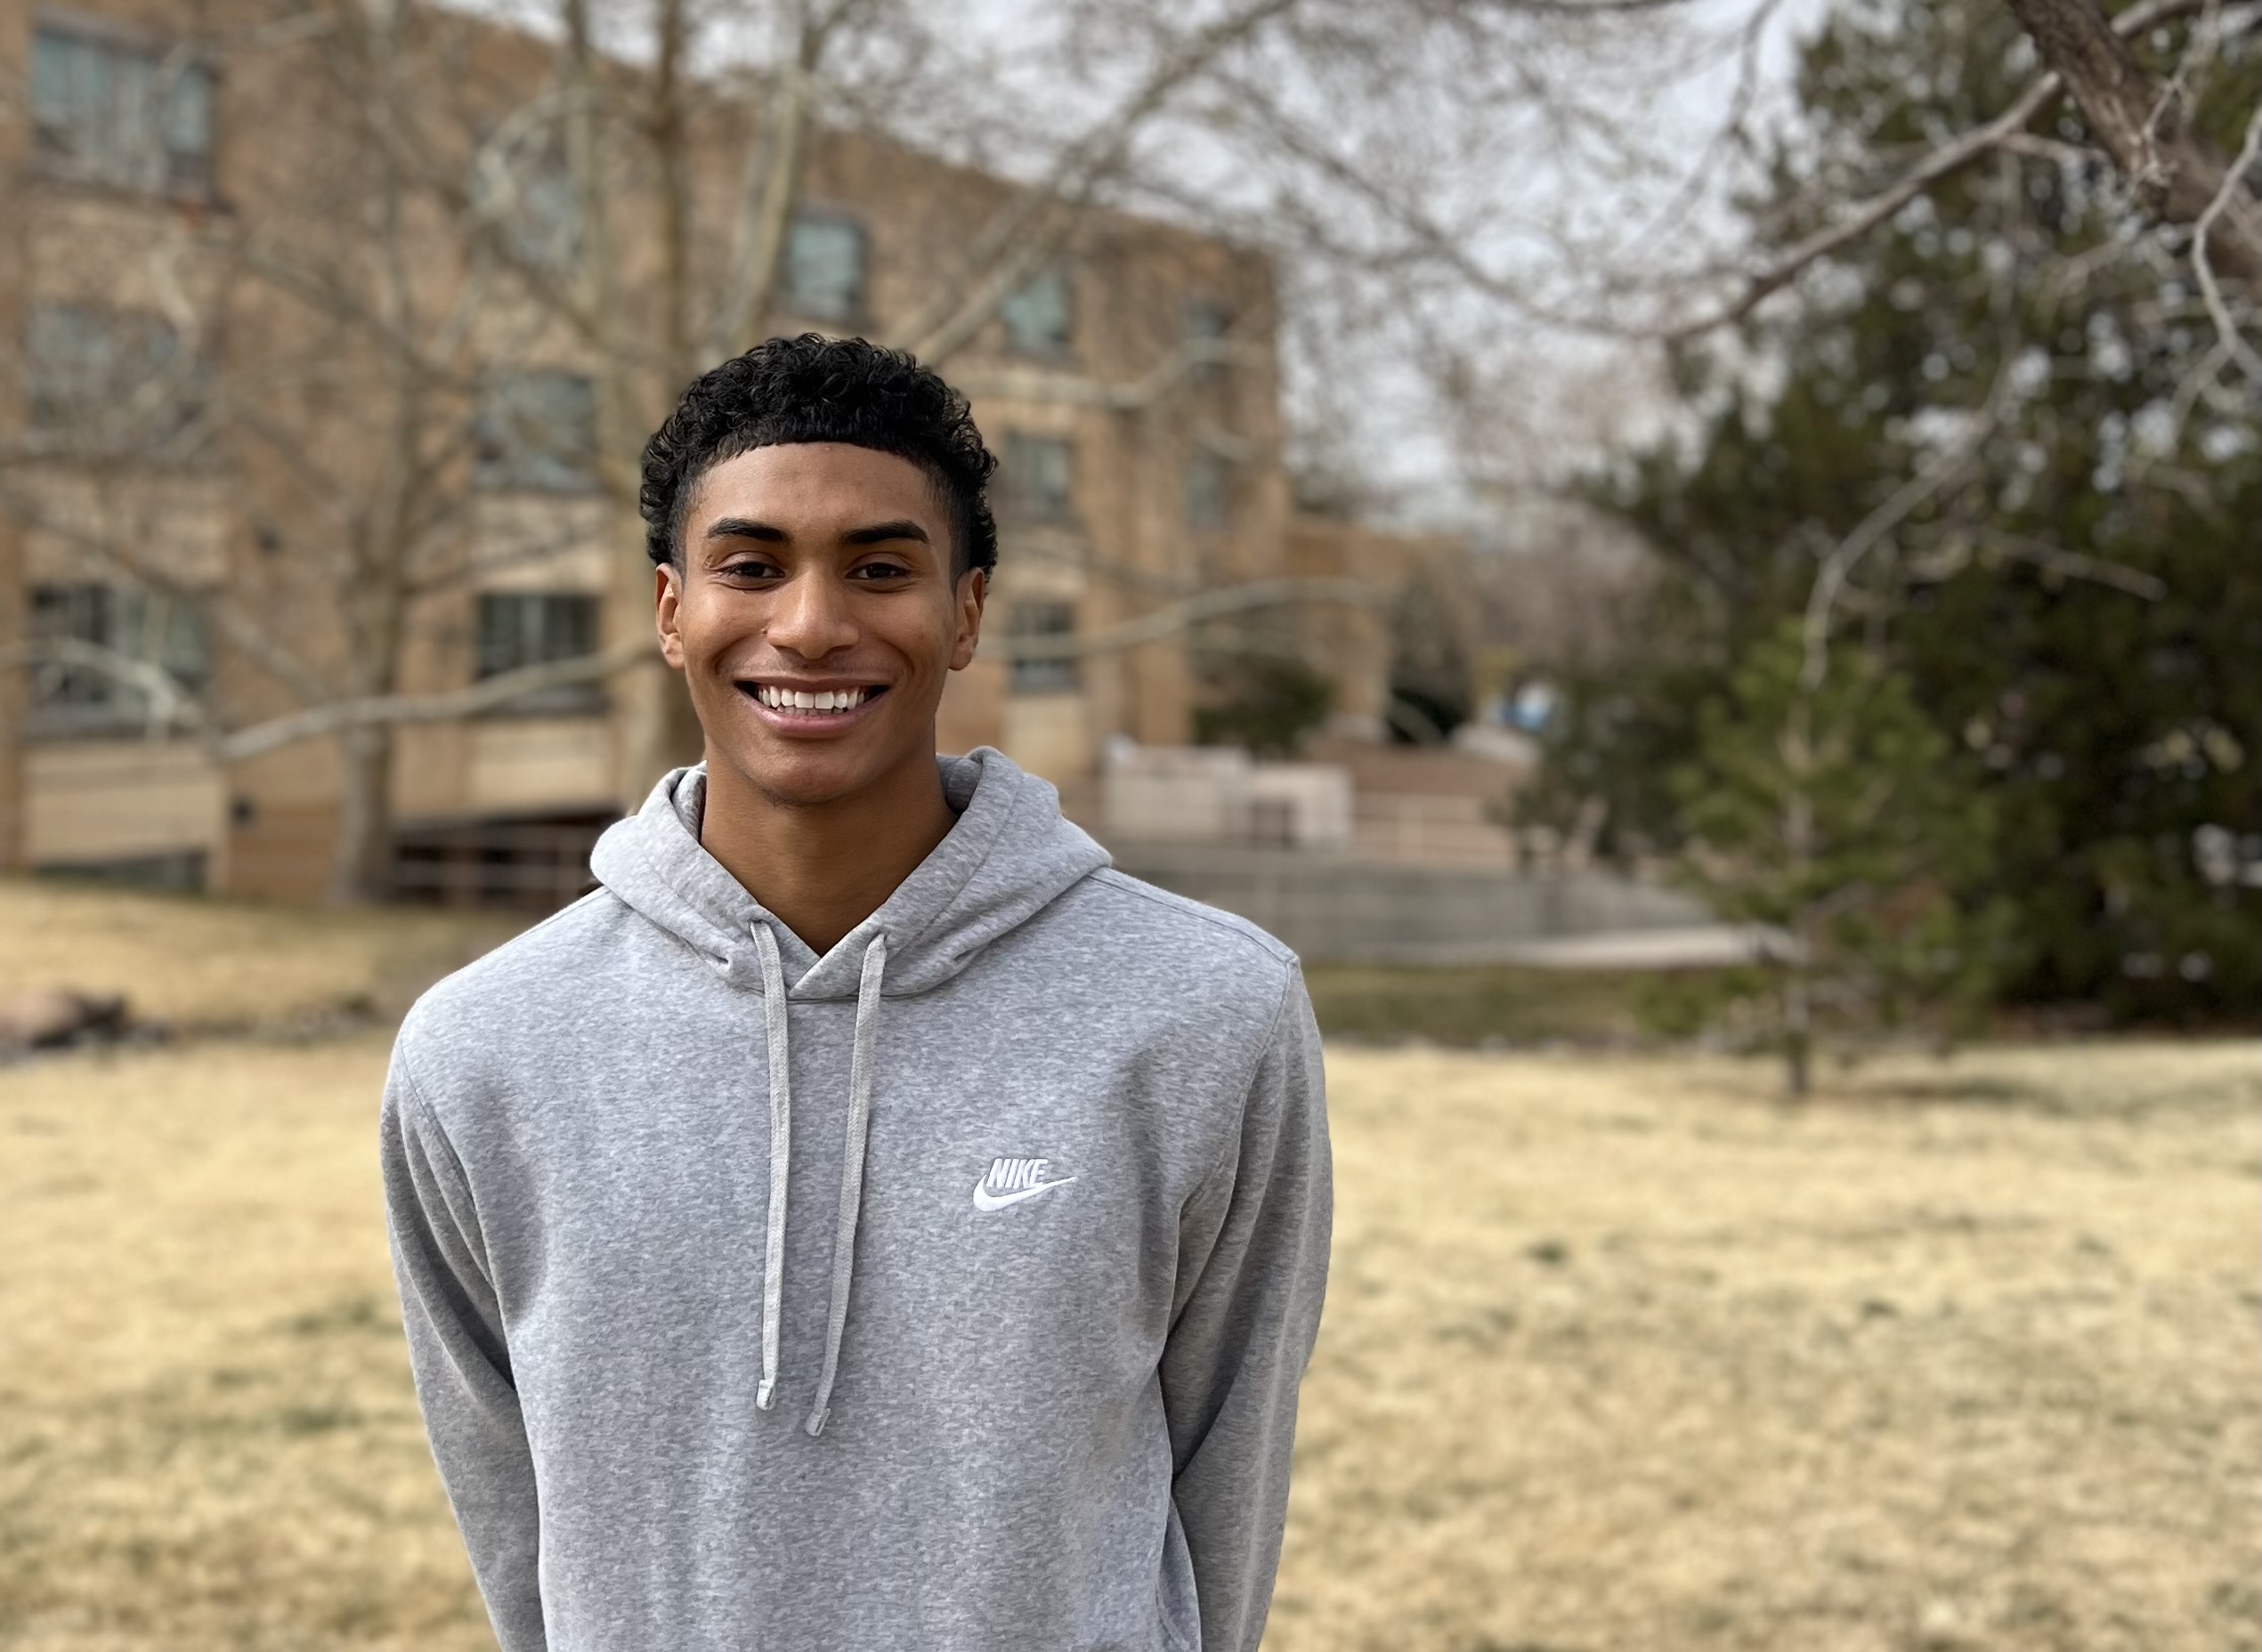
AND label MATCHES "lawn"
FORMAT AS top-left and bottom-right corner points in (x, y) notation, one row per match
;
(2, 873), (1665, 1051)
(0, 877), (520, 1035)
(2, 880), (2256, 1649)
